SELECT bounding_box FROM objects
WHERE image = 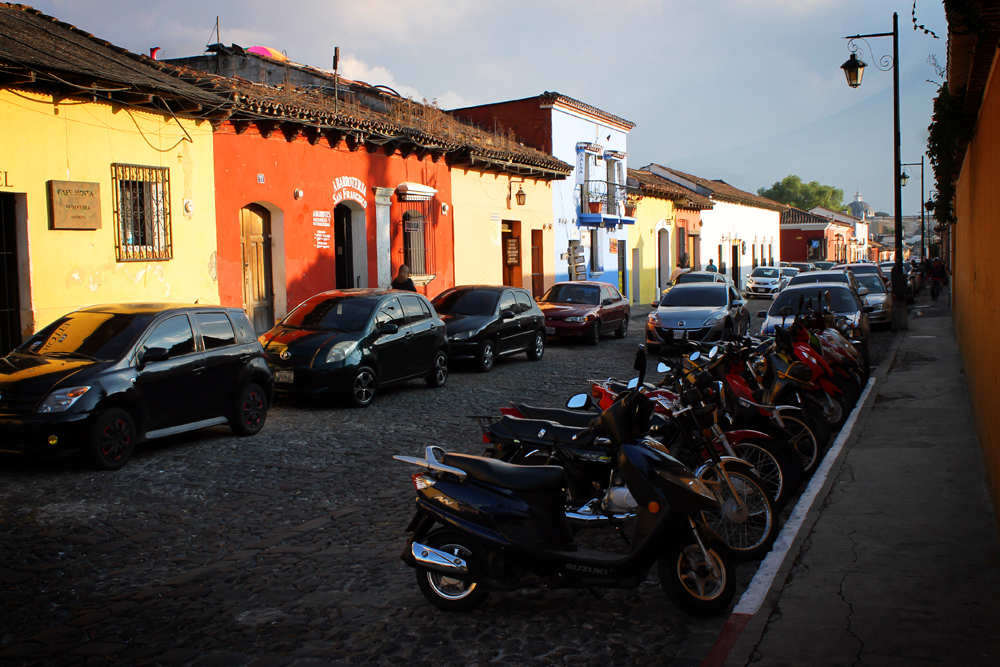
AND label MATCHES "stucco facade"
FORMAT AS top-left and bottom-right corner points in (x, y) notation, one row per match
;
(628, 195), (676, 305)
(0, 89), (219, 342)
